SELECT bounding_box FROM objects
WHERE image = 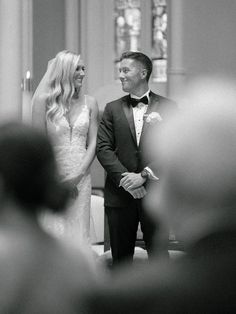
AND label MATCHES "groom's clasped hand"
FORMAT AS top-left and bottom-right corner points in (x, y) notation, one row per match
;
(119, 172), (147, 199)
